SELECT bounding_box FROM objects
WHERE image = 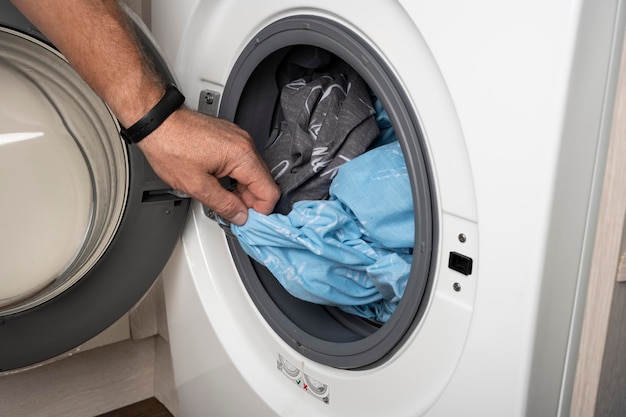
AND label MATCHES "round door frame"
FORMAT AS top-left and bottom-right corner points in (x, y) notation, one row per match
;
(0, 3), (189, 372)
